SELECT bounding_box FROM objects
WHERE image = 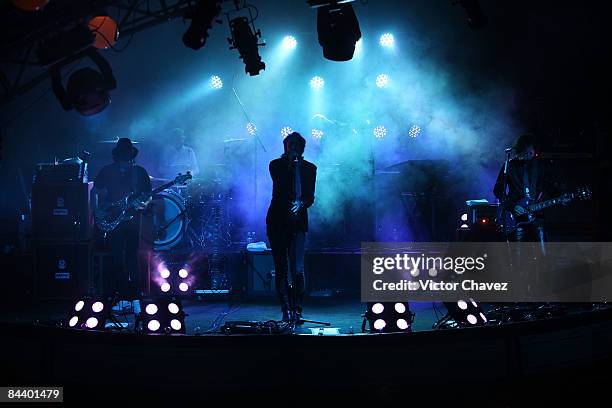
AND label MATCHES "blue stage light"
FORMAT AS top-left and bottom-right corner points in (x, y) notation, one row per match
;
(373, 125), (387, 139)
(375, 73), (390, 88)
(210, 75), (223, 89)
(282, 35), (297, 50)
(379, 32), (394, 47)
(409, 124), (421, 138)
(281, 126), (293, 137)
(311, 129), (324, 139)
(310, 76), (325, 91)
